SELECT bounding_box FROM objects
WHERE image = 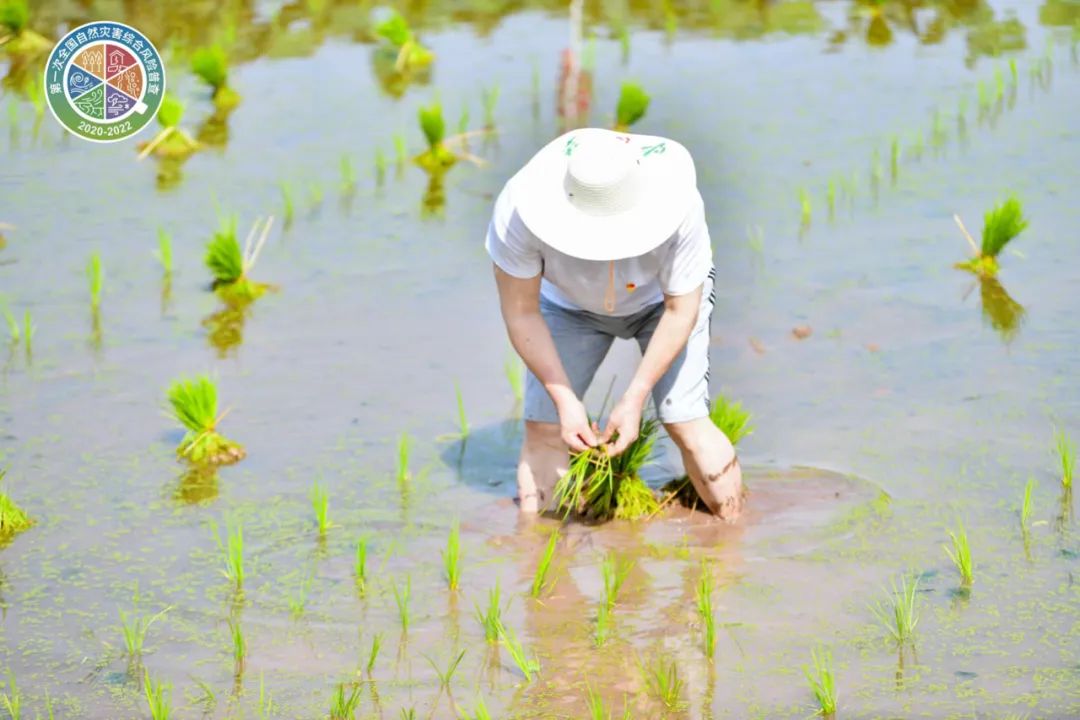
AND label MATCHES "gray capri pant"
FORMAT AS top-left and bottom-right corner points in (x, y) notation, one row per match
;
(524, 269), (715, 425)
